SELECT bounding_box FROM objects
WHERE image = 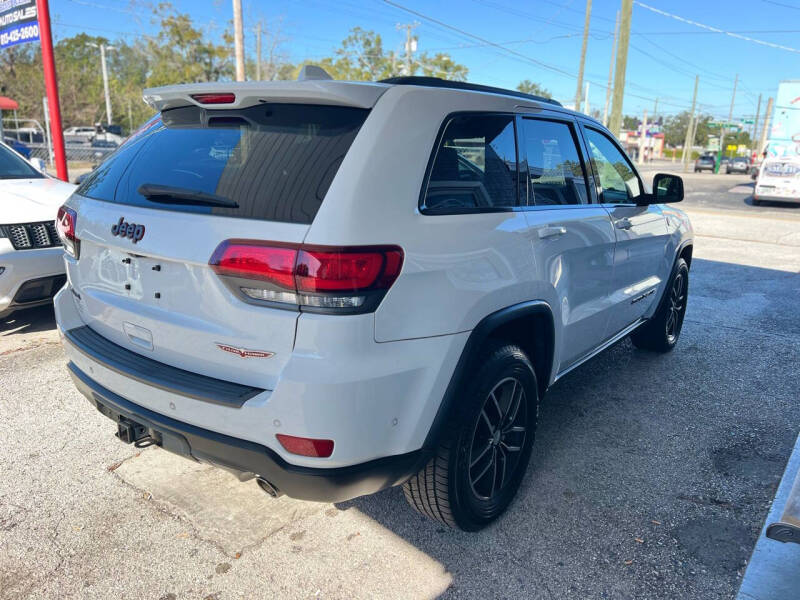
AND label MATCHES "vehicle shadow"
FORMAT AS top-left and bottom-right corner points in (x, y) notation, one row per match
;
(0, 304), (57, 335)
(334, 258), (800, 599)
